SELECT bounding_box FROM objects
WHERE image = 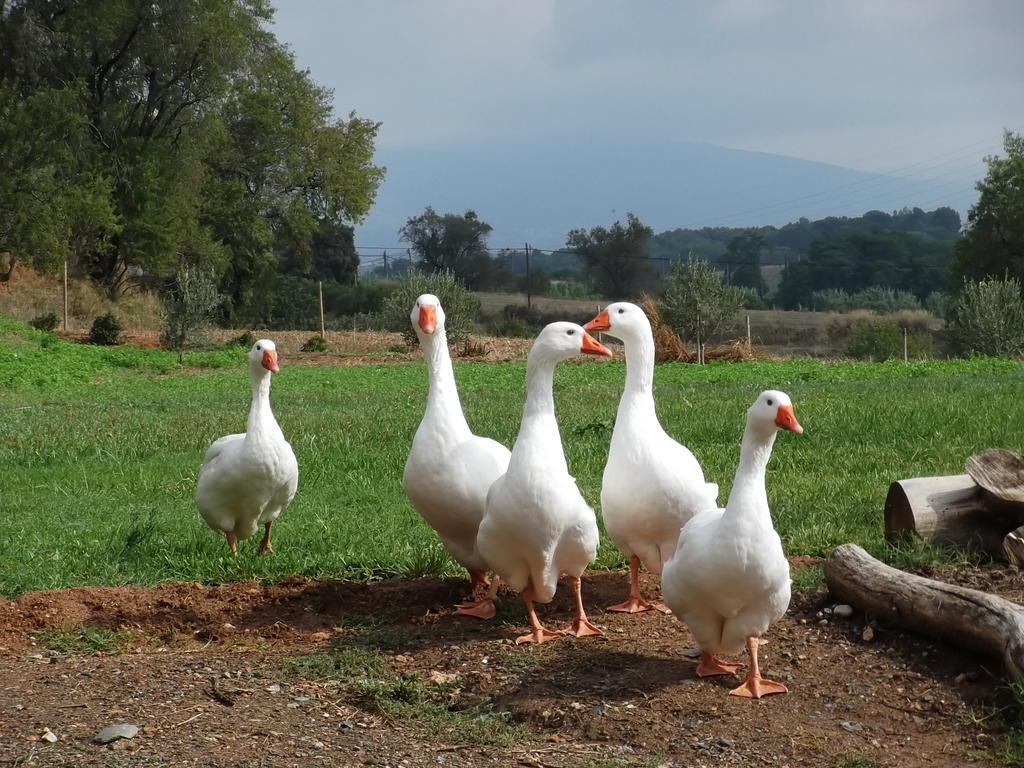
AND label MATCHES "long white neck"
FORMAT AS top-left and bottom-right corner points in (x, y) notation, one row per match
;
(723, 421), (777, 521)
(246, 369), (282, 443)
(422, 328), (471, 438)
(616, 325), (658, 427)
(510, 356), (568, 475)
